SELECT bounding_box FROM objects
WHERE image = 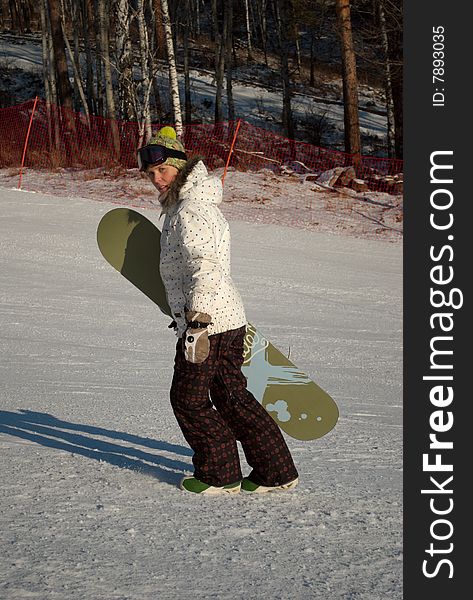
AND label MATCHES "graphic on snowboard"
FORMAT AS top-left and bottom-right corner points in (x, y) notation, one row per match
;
(97, 208), (339, 441)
